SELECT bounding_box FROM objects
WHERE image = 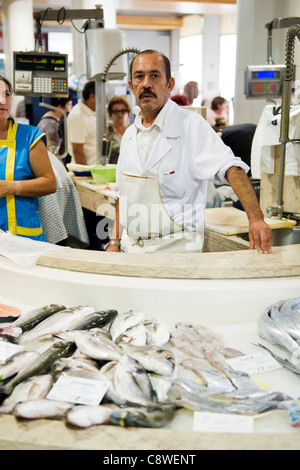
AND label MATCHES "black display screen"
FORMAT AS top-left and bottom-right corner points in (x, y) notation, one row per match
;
(15, 53), (67, 71)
